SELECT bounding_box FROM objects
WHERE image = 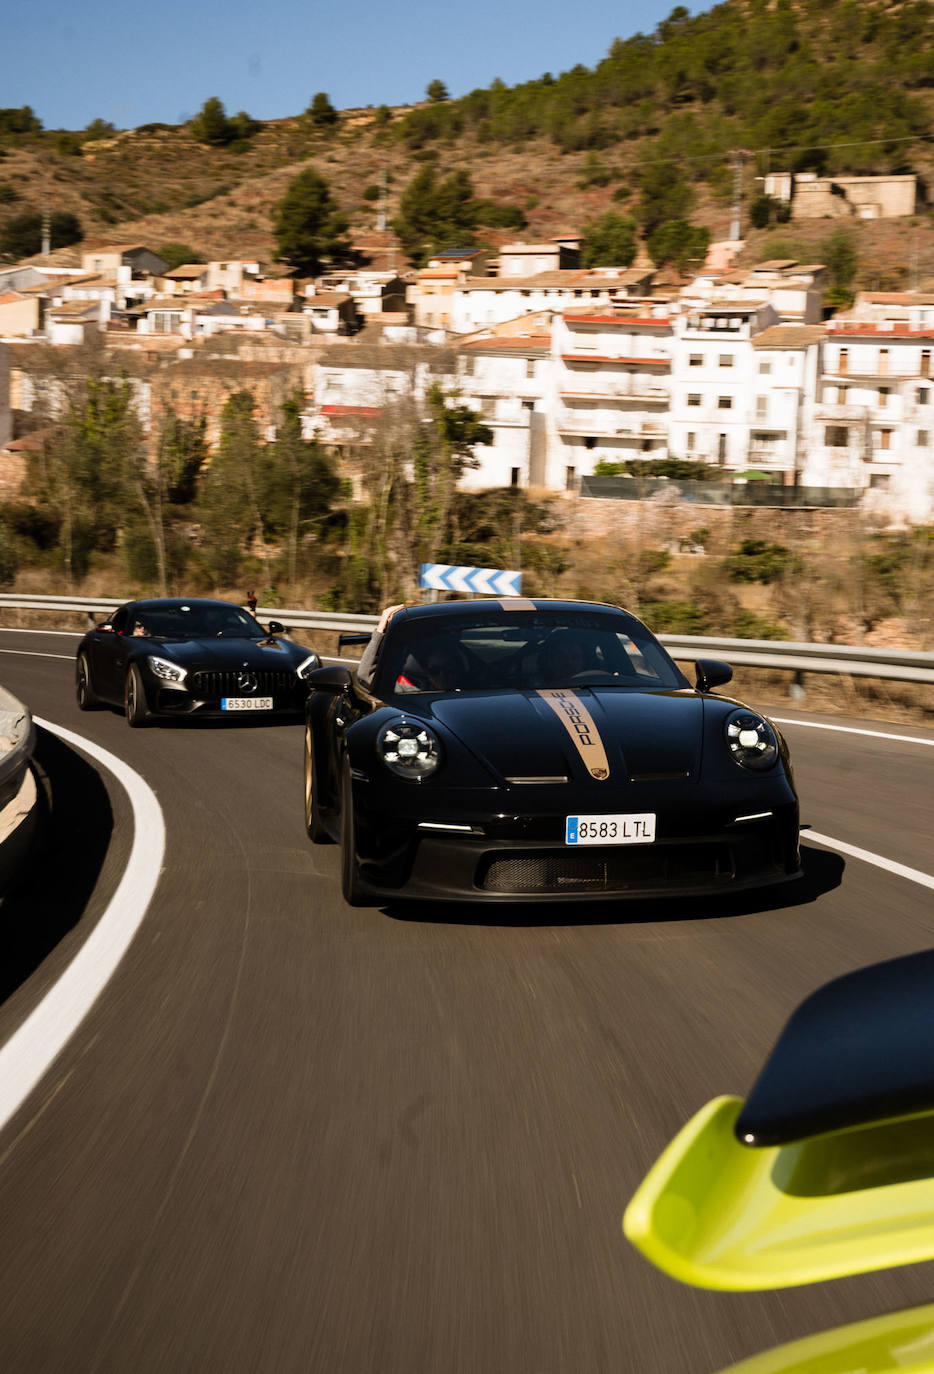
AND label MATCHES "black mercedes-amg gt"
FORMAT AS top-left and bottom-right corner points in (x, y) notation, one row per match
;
(303, 598), (801, 905)
(75, 597), (320, 725)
